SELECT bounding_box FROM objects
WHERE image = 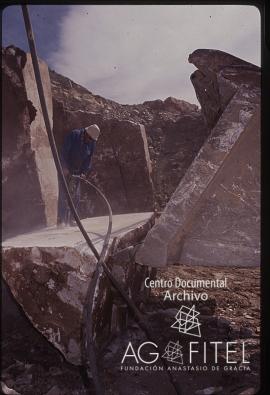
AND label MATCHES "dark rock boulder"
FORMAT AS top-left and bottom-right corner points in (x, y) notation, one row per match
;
(189, 49), (260, 129)
(2, 213), (155, 365)
(142, 96), (198, 113)
(143, 99), (164, 110)
(163, 96), (198, 113)
(146, 112), (209, 208)
(2, 46), (58, 239)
